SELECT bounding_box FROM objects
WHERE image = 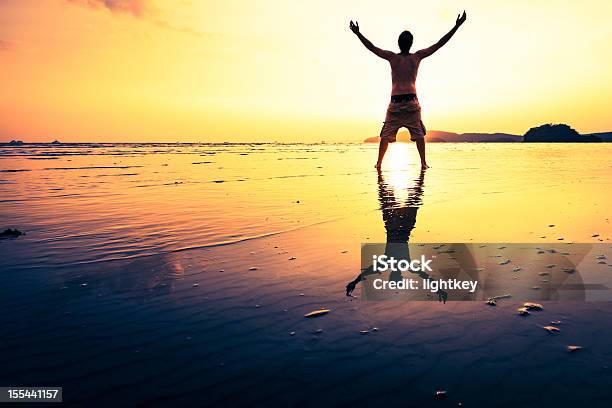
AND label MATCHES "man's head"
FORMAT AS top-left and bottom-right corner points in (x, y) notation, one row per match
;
(398, 30), (413, 54)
